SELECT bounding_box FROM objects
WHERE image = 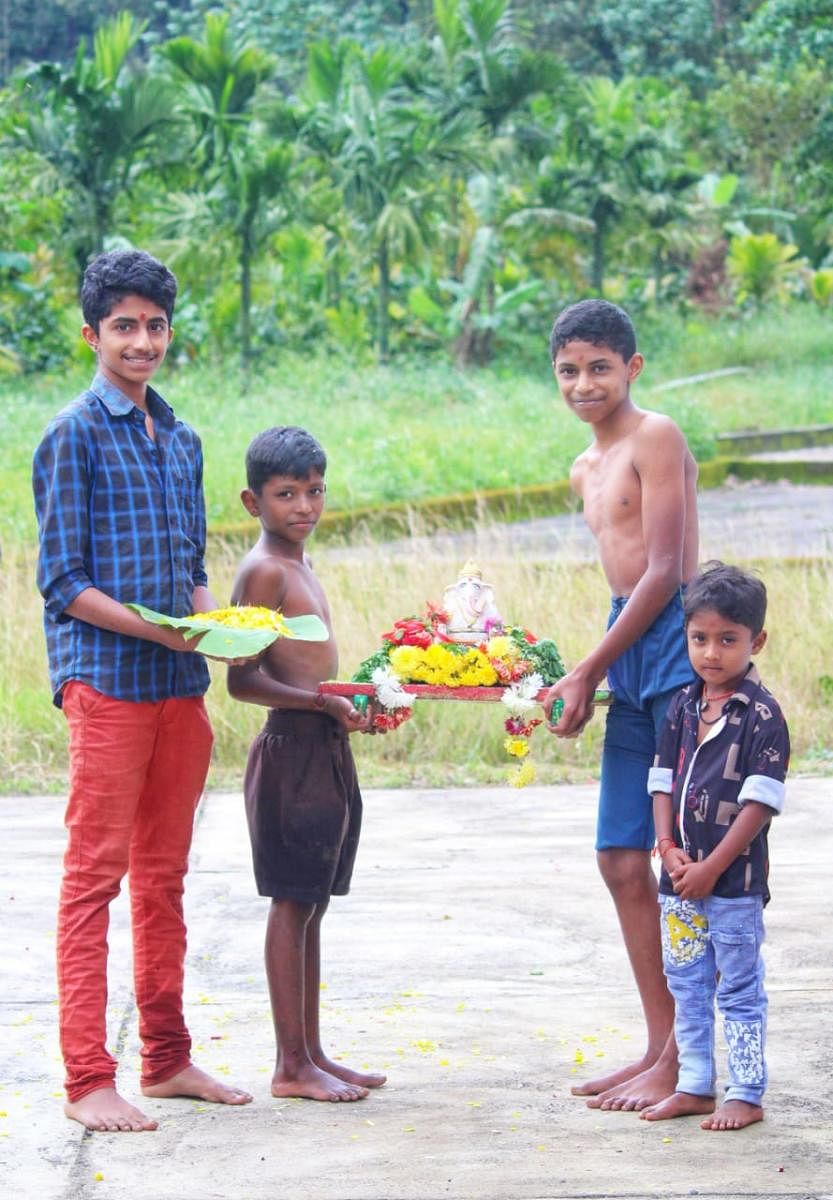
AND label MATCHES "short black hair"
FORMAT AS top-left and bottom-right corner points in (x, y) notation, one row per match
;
(550, 298), (637, 363)
(245, 426), (327, 493)
(81, 250), (177, 332)
(683, 560), (767, 635)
